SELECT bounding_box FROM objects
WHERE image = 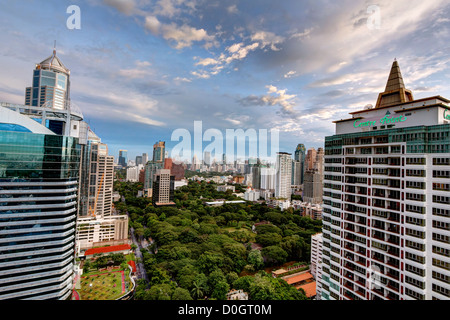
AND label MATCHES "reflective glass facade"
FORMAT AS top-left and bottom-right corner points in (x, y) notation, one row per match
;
(0, 131), (80, 300)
